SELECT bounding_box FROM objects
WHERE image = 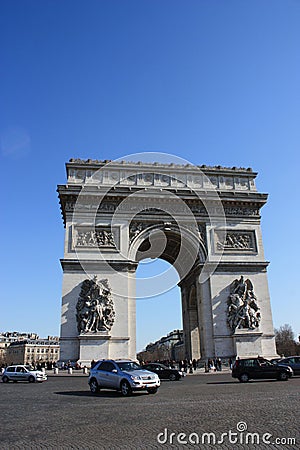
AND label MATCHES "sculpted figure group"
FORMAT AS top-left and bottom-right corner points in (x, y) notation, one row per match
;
(76, 276), (115, 333)
(217, 232), (252, 251)
(227, 276), (261, 332)
(76, 229), (115, 247)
